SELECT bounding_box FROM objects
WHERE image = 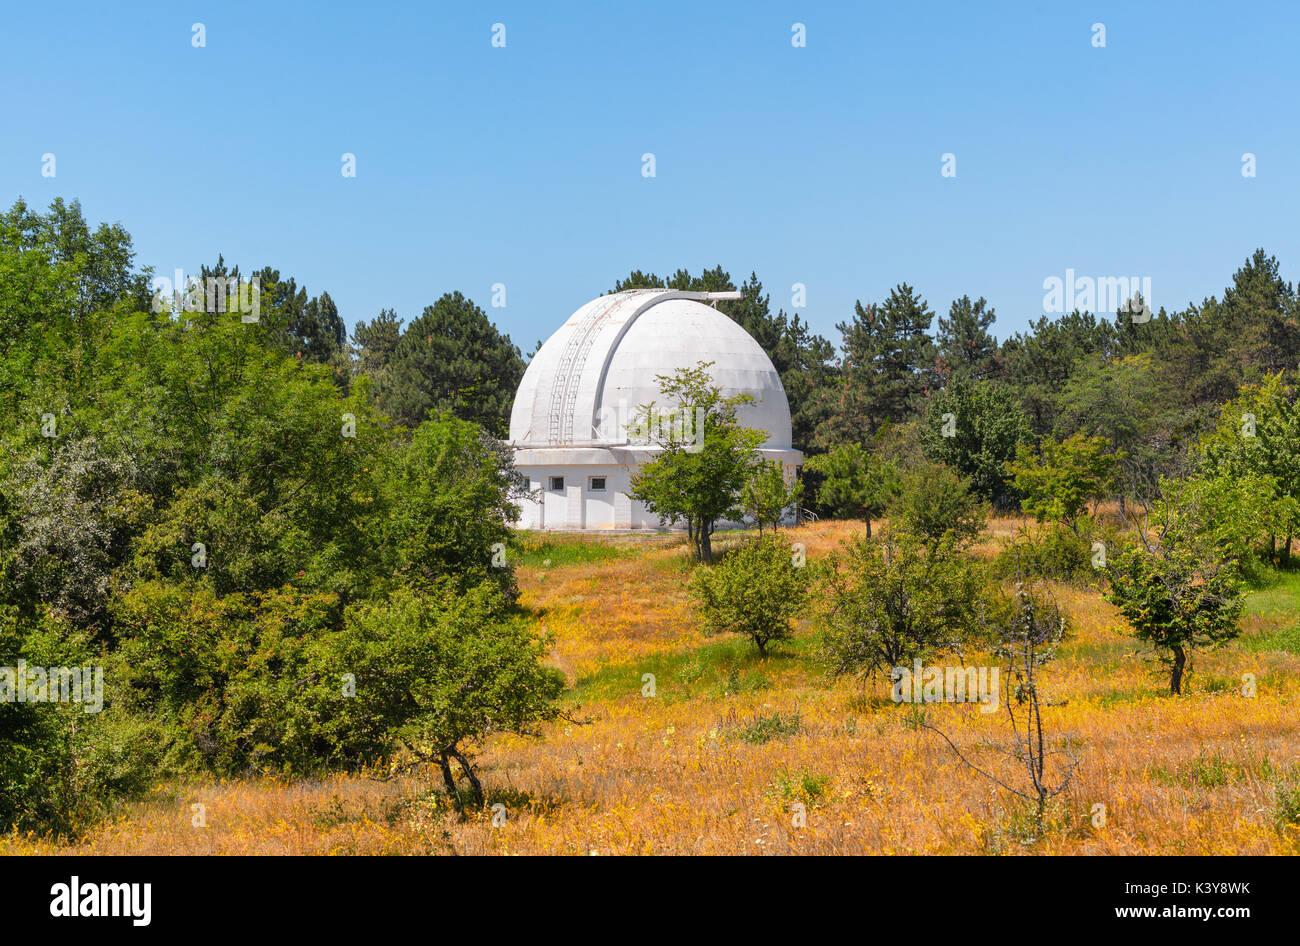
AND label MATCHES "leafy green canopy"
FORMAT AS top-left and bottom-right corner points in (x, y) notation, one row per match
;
(629, 362), (766, 563)
(0, 198), (558, 833)
(1105, 479), (1245, 695)
(689, 535), (809, 656)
